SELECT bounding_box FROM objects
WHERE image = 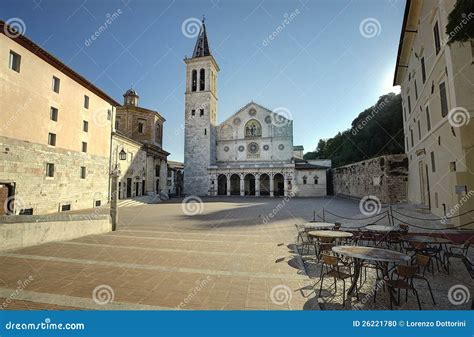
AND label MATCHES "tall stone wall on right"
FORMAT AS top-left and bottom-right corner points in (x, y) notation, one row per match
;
(332, 154), (408, 204)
